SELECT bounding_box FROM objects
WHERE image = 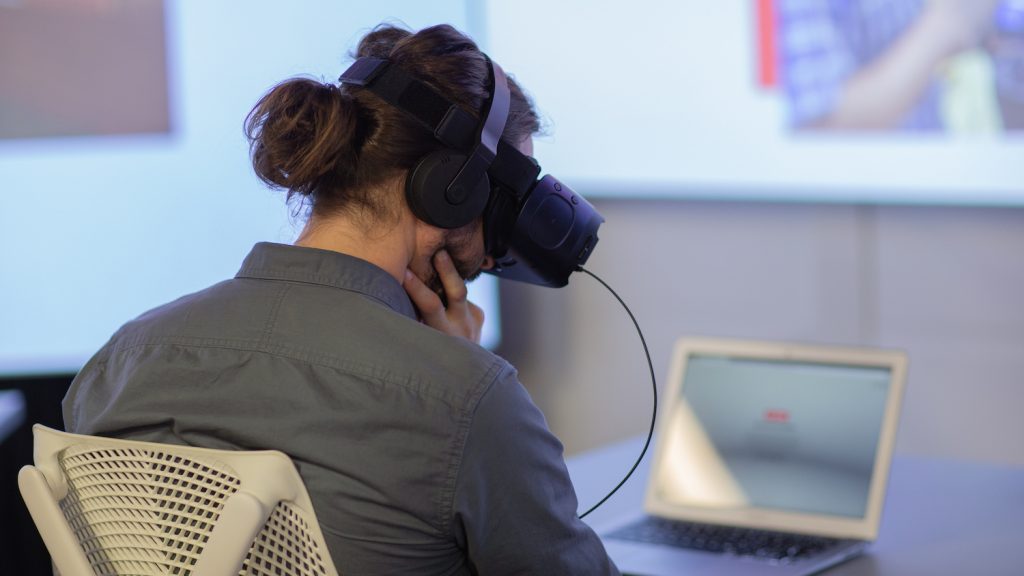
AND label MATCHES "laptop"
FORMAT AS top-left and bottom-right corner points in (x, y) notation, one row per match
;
(599, 337), (907, 575)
